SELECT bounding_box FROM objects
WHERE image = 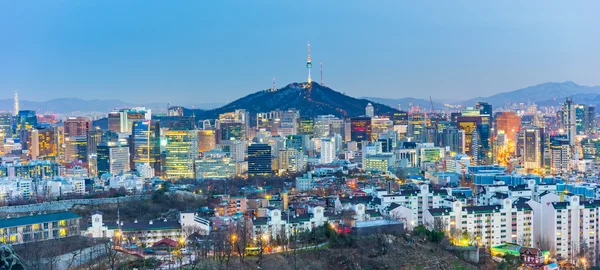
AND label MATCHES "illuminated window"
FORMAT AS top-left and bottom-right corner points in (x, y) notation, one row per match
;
(59, 228), (67, 237)
(9, 235), (16, 242)
(59, 220), (66, 226)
